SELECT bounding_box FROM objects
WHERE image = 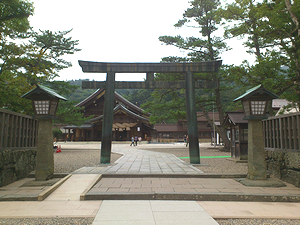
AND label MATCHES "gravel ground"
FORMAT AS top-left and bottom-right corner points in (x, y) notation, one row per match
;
(216, 218), (300, 225)
(53, 144), (247, 174)
(2, 217), (300, 225)
(0, 218), (94, 225)
(54, 150), (122, 173)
